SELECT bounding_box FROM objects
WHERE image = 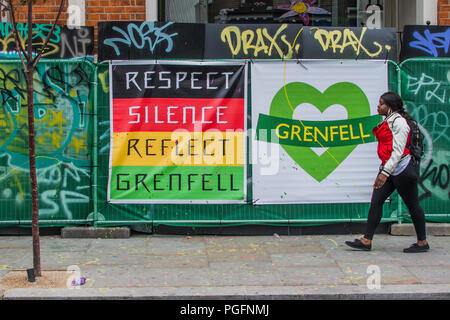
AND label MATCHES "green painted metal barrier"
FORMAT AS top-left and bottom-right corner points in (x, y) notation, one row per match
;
(392, 58), (450, 223)
(0, 58), (448, 227)
(0, 59), (96, 226)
